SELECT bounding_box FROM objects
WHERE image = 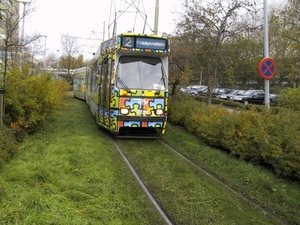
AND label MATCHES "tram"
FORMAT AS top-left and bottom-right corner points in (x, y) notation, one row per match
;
(73, 66), (88, 101)
(75, 33), (169, 138)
